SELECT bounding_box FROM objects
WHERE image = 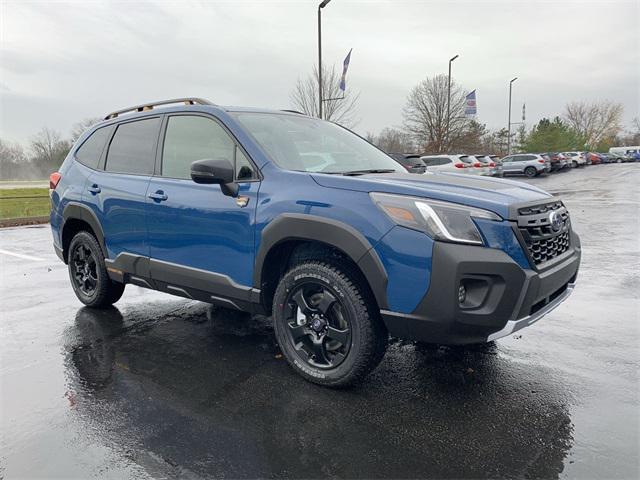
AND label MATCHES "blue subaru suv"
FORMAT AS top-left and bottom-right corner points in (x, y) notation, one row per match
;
(50, 98), (581, 386)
